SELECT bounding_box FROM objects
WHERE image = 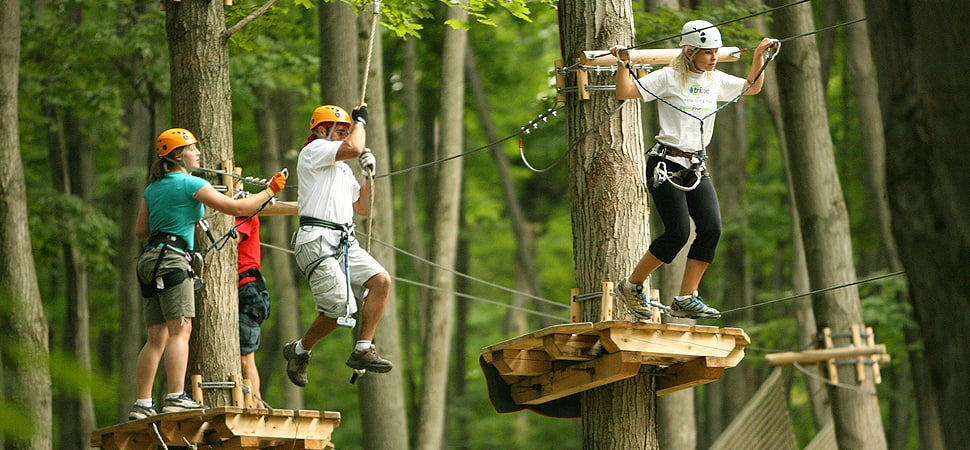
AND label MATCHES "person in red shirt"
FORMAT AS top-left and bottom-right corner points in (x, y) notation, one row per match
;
(236, 215), (271, 400)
